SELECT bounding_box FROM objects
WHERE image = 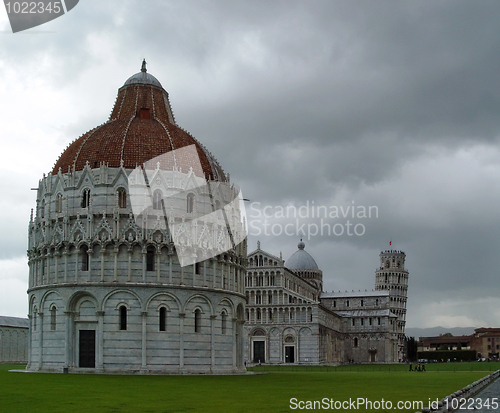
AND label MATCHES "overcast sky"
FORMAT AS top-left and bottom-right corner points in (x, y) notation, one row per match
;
(1, 0), (499, 331)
